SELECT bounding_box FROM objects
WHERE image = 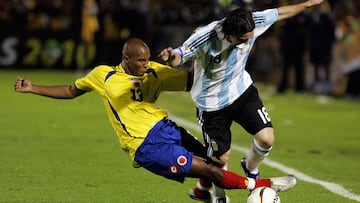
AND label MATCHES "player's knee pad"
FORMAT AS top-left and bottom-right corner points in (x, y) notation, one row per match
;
(252, 139), (272, 158)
